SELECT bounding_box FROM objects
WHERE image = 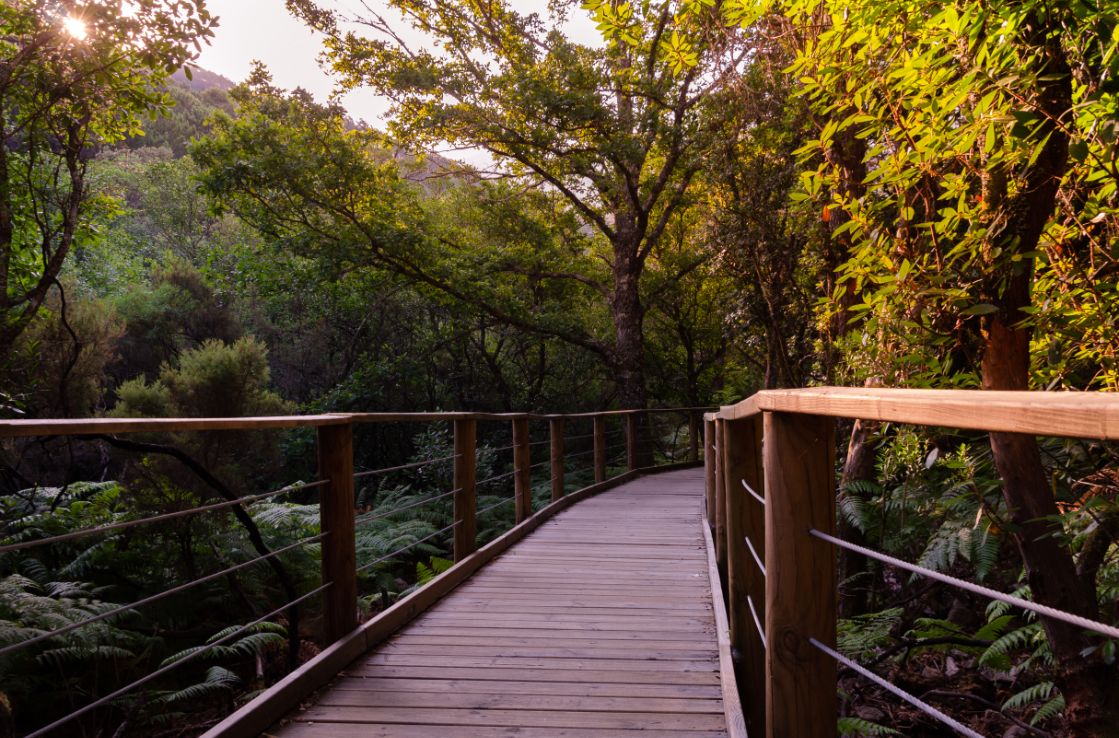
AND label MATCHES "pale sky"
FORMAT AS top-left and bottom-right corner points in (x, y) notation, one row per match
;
(195, 0), (603, 128)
